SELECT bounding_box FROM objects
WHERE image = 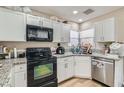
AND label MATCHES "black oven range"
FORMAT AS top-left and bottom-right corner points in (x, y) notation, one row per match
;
(26, 47), (57, 87)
